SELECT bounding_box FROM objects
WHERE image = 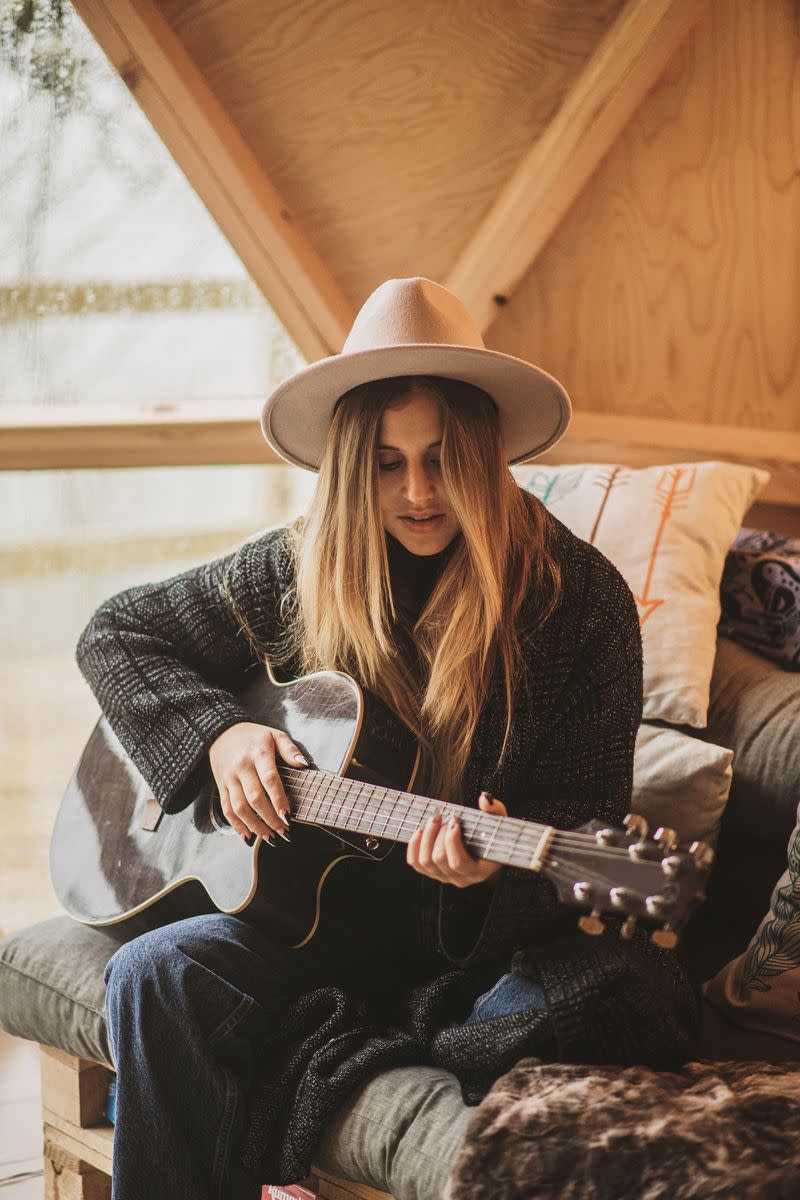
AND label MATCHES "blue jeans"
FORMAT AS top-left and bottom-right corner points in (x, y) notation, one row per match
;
(103, 913), (545, 1200)
(103, 912), (358, 1200)
(464, 955), (546, 1023)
